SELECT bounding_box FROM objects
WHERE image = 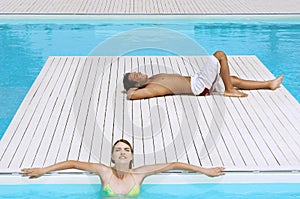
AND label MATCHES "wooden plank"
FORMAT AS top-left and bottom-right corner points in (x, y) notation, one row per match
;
(226, 58), (280, 167)
(13, 0), (32, 13)
(192, 57), (235, 167)
(122, 57), (134, 145)
(0, 0), (19, 13)
(93, 56), (112, 164)
(89, 57), (108, 163)
(100, 56), (116, 166)
(9, 57), (68, 168)
(78, 0), (91, 13)
(189, 56), (261, 167)
(23, 0), (40, 13)
(126, 0), (132, 13)
(164, 57), (189, 163)
(193, 56), (257, 167)
(173, 57), (202, 166)
(34, 57), (81, 167)
(86, 0), (98, 13)
(148, 57), (167, 164)
(155, 57), (177, 163)
(108, 56), (122, 157)
(142, 57), (156, 165)
(107, 0), (116, 13)
(77, 57), (102, 162)
(53, 57), (88, 162)
(228, 57), (290, 167)
(159, 57), (183, 162)
(112, 57), (125, 143)
(183, 56), (246, 167)
(150, 0), (158, 13)
(20, 57), (75, 168)
(94, 0), (105, 13)
(66, 57), (96, 160)
(183, 57), (214, 167)
(102, 0), (111, 13)
(39, 0), (54, 13)
(113, 0), (122, 13)
(131, 56), (145, 167)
